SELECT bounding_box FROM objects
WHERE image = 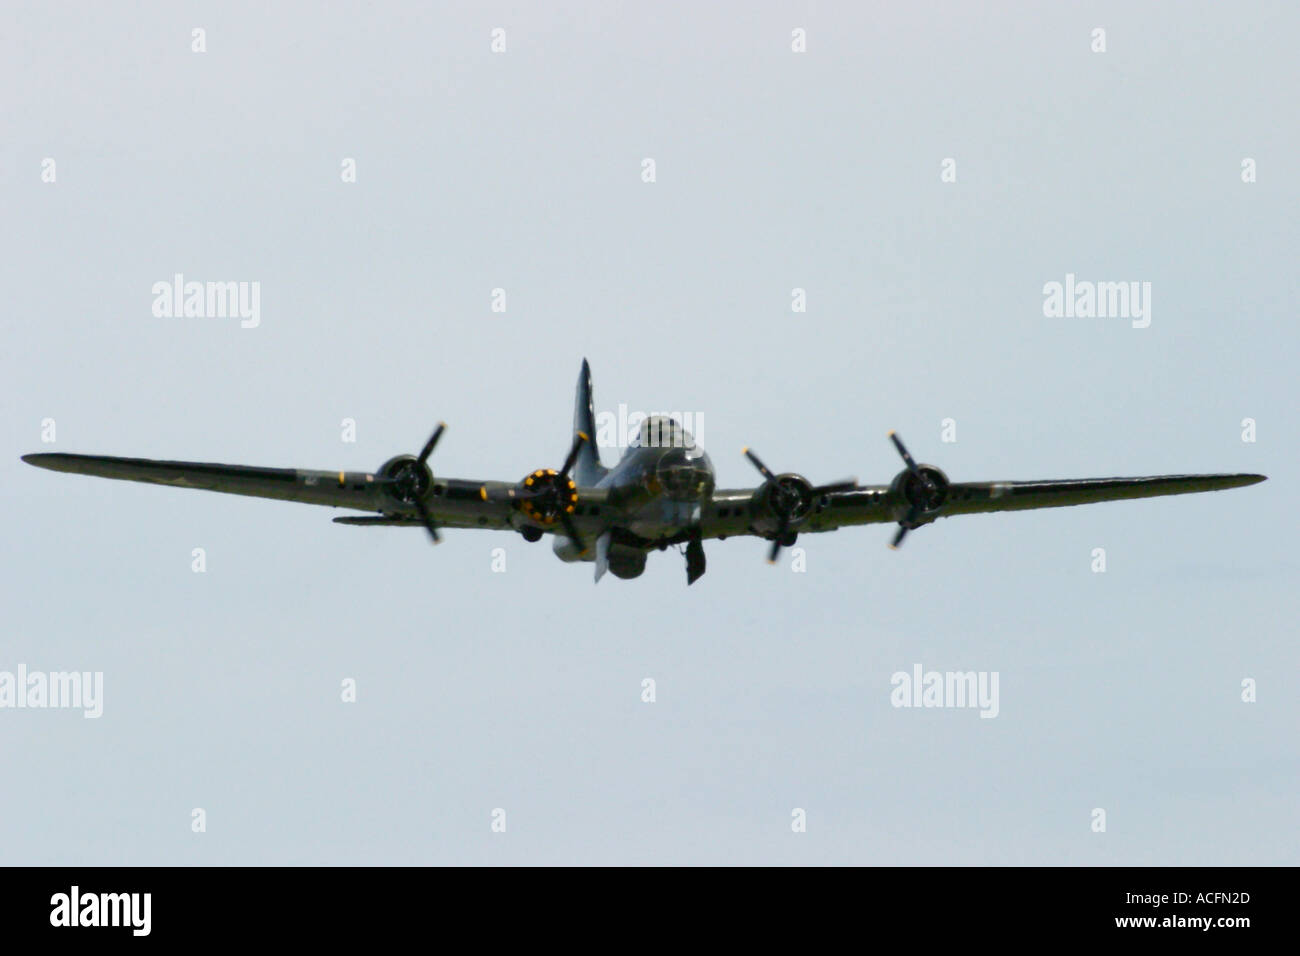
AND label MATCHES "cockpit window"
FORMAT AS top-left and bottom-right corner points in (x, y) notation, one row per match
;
(630, 416), (693, 450)
(653, 447), (714, 500)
